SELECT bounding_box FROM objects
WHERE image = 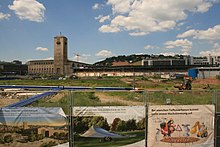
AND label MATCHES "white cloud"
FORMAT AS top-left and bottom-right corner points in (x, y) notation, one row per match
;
(177, 29), (197, 38)
(36, 47), (48, 51)
(177, 25), (220, 40)
(79, 54), (91, 63)
(177, 22), (185, 27)
(99, 25), (121, 33)
(107, 0), (131, 14)
(96, 50), (113, 57)
(160, 52), (177, 56)
(197, 2), (212, 13)
(164, 39), (192, 54)
(144, 45), (159, 50)
(97, 0), (218, 36)
(44, 57), (53, 60)
(129, 32), (148, 36)
(92, 3), (104, 10)
(199, 43), (220, 56)
(70, 54), (91, 63)
(95, 15), (110, 23)
(0, 12), (11, 20)
(8, 0), (45, 22)
(27, 57), (53, 62)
